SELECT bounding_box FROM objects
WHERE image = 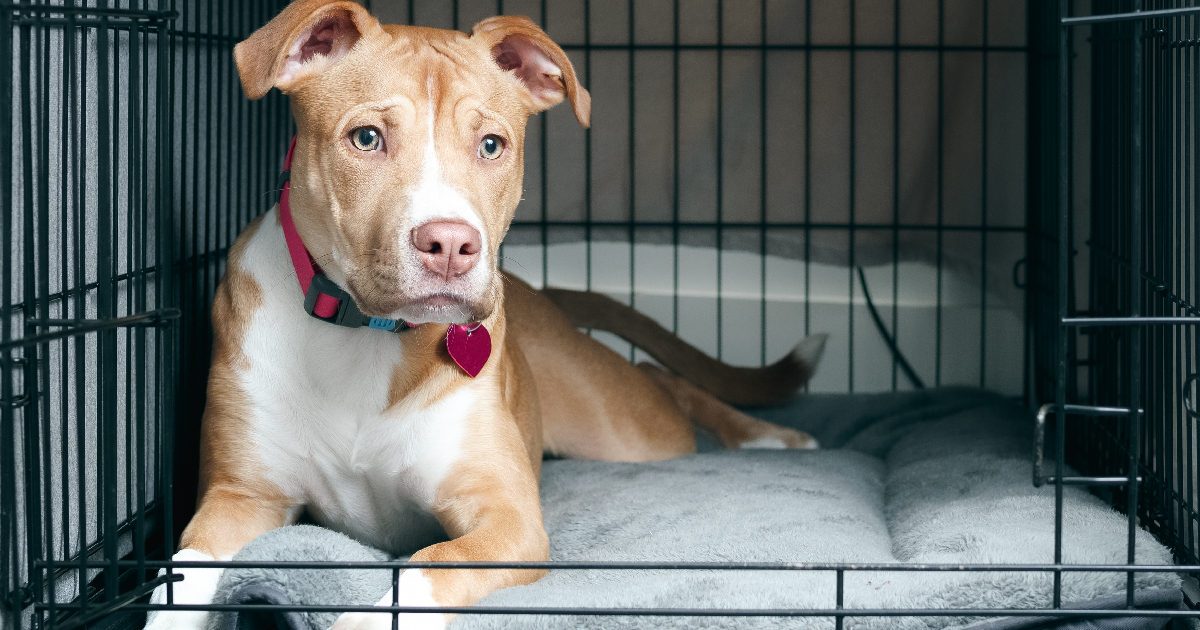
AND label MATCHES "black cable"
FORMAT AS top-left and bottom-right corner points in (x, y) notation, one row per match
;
(857, 267), (925, 390)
